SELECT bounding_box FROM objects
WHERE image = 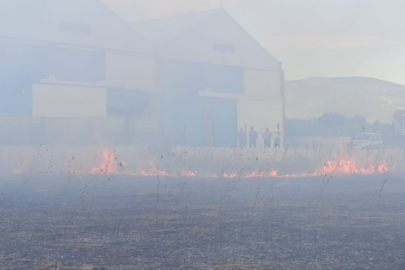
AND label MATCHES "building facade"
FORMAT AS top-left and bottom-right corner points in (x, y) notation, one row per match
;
(0, 1), (284, 148)
(0, 0), (160, 145)
(133, 10), (285, 147)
